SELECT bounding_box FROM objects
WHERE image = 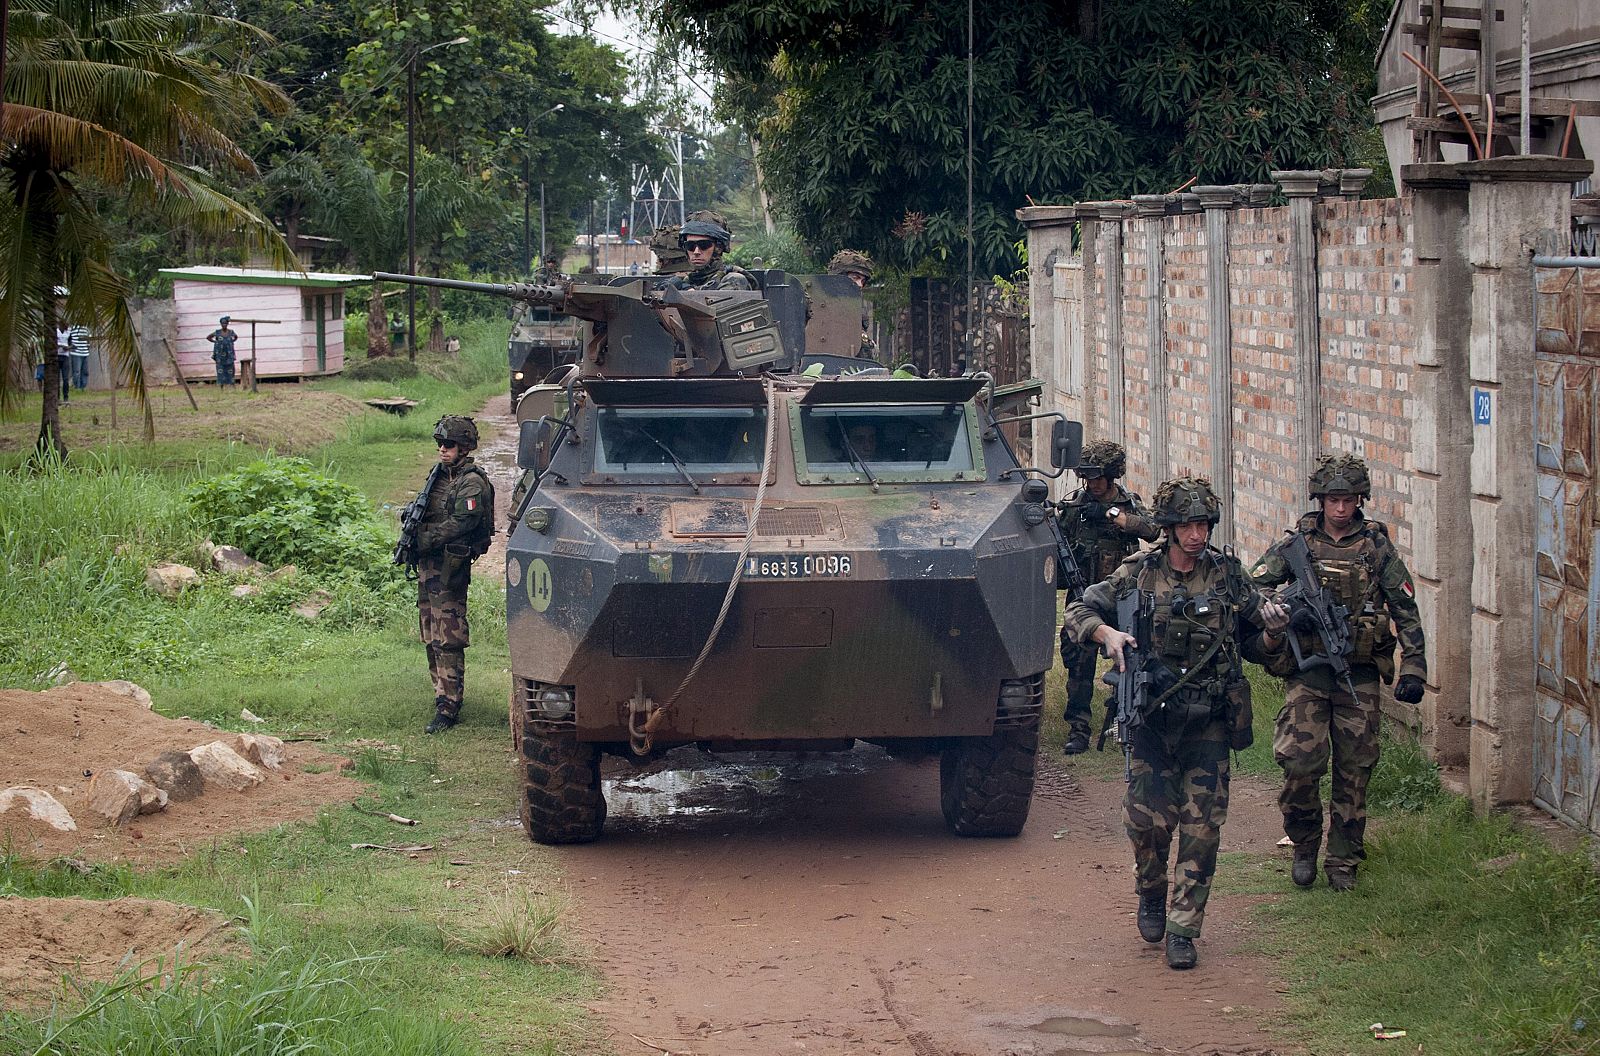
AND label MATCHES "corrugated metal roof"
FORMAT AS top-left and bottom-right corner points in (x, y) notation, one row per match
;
(158, 266), (370, 288)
